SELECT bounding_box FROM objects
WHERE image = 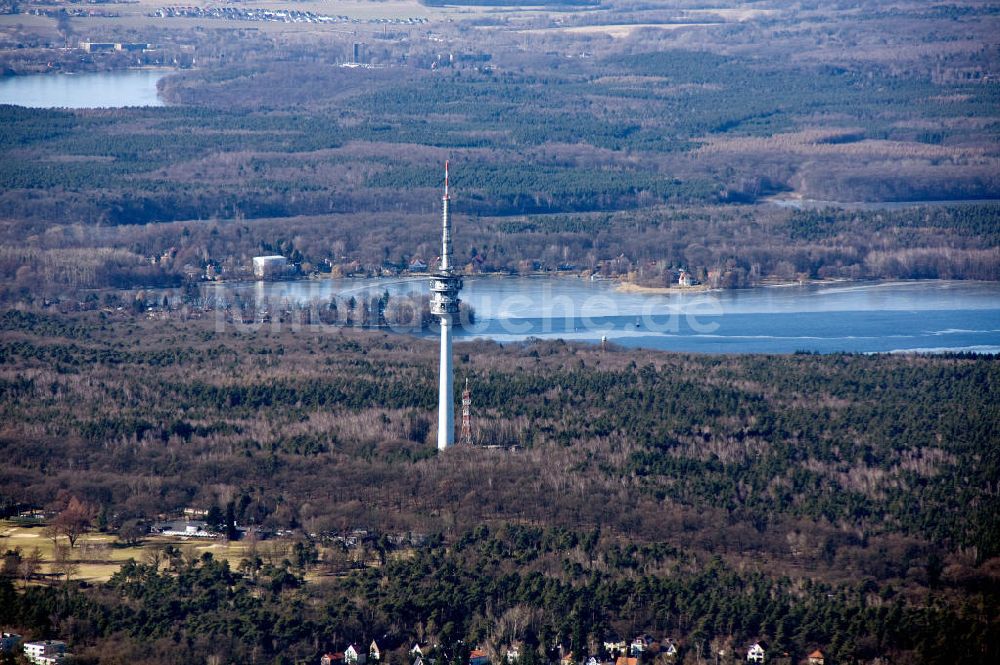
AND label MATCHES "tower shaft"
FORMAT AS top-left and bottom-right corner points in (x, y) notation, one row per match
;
(430, 161), (462, 450)
(438, 315), (453, 449)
